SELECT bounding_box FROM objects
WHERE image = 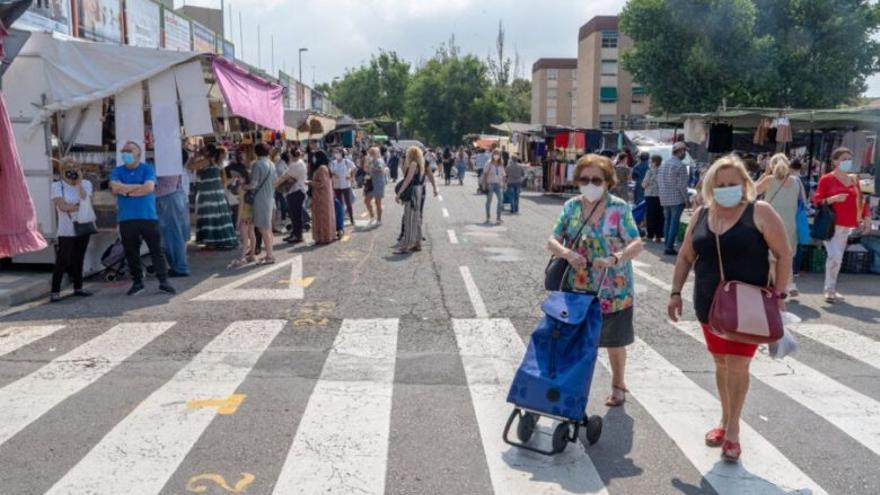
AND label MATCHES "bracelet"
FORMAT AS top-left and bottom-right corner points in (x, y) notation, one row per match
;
(670, 291), (682, 298)
(611, 253), (620, 265)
